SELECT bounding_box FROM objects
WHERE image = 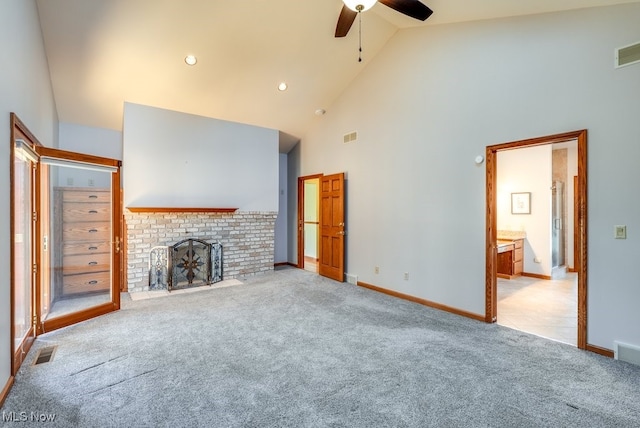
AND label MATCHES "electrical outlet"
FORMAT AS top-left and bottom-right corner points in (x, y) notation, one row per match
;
(404, 272), (409, 281)
(66, 177), (73, 185)
(374, 266), (379, 274)
(88, 178), (95, 187)
(533, 257), (541, 263)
